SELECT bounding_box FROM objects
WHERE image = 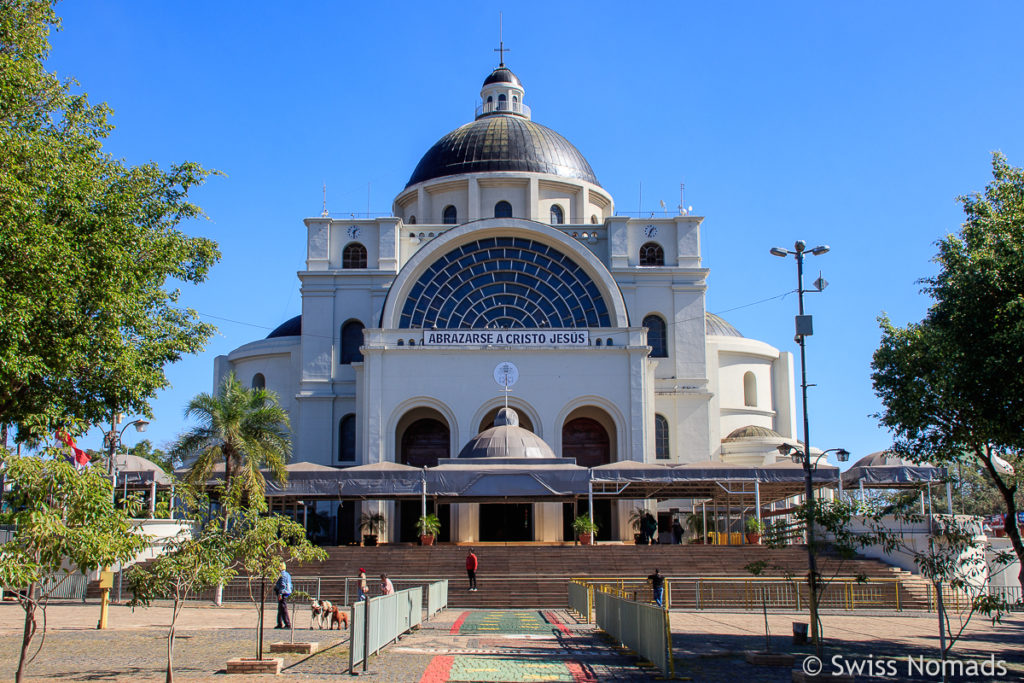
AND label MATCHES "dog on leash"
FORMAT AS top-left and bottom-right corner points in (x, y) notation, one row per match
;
(310, 599), (333, 629)
(329, 603), (349, 630)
